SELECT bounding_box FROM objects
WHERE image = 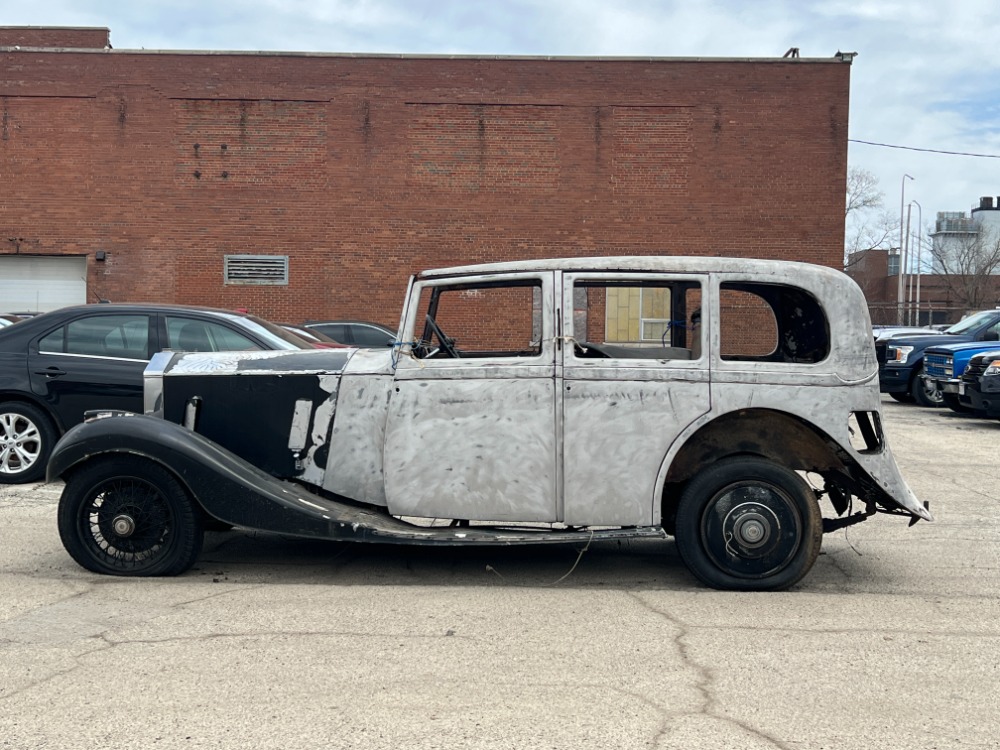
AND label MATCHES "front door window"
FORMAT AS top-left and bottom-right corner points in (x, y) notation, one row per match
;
(384, 273), (557, 522)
